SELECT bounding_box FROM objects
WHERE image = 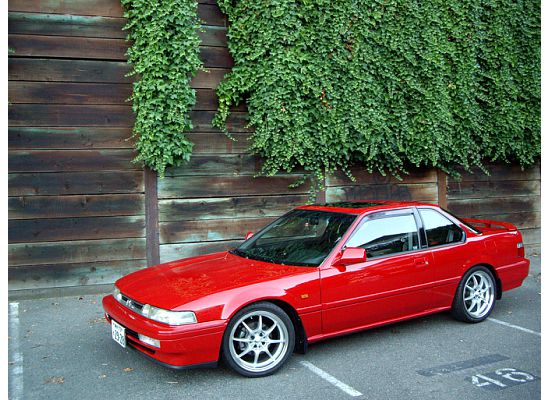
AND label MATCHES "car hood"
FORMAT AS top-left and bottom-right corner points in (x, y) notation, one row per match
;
(115, 252), (314, 310)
